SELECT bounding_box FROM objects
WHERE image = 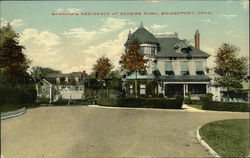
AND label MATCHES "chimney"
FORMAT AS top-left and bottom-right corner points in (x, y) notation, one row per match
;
(128, 29), (131, 37)
(194, 29), (200, 49)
